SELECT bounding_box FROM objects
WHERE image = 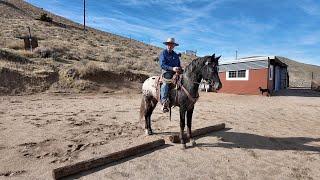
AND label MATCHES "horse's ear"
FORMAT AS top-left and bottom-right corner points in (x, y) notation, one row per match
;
(216, 55), (221, 61)
(211, 54), (216, 60)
